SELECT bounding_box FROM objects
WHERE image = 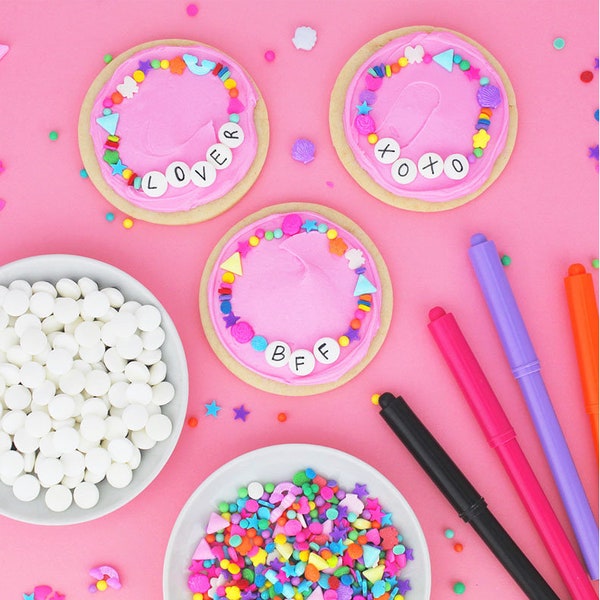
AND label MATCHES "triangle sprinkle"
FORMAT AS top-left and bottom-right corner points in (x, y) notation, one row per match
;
(432, 48), (454, 72)
(96, 112), (120, 136)
(354, 274), (377, 296)
(219, 251), (243, 276)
